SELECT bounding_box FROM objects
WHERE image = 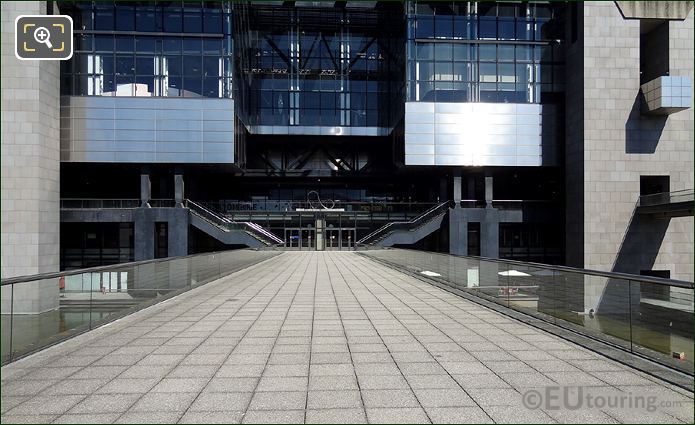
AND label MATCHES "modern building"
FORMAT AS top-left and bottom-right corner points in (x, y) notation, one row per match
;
(1, 1), (693, 313)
